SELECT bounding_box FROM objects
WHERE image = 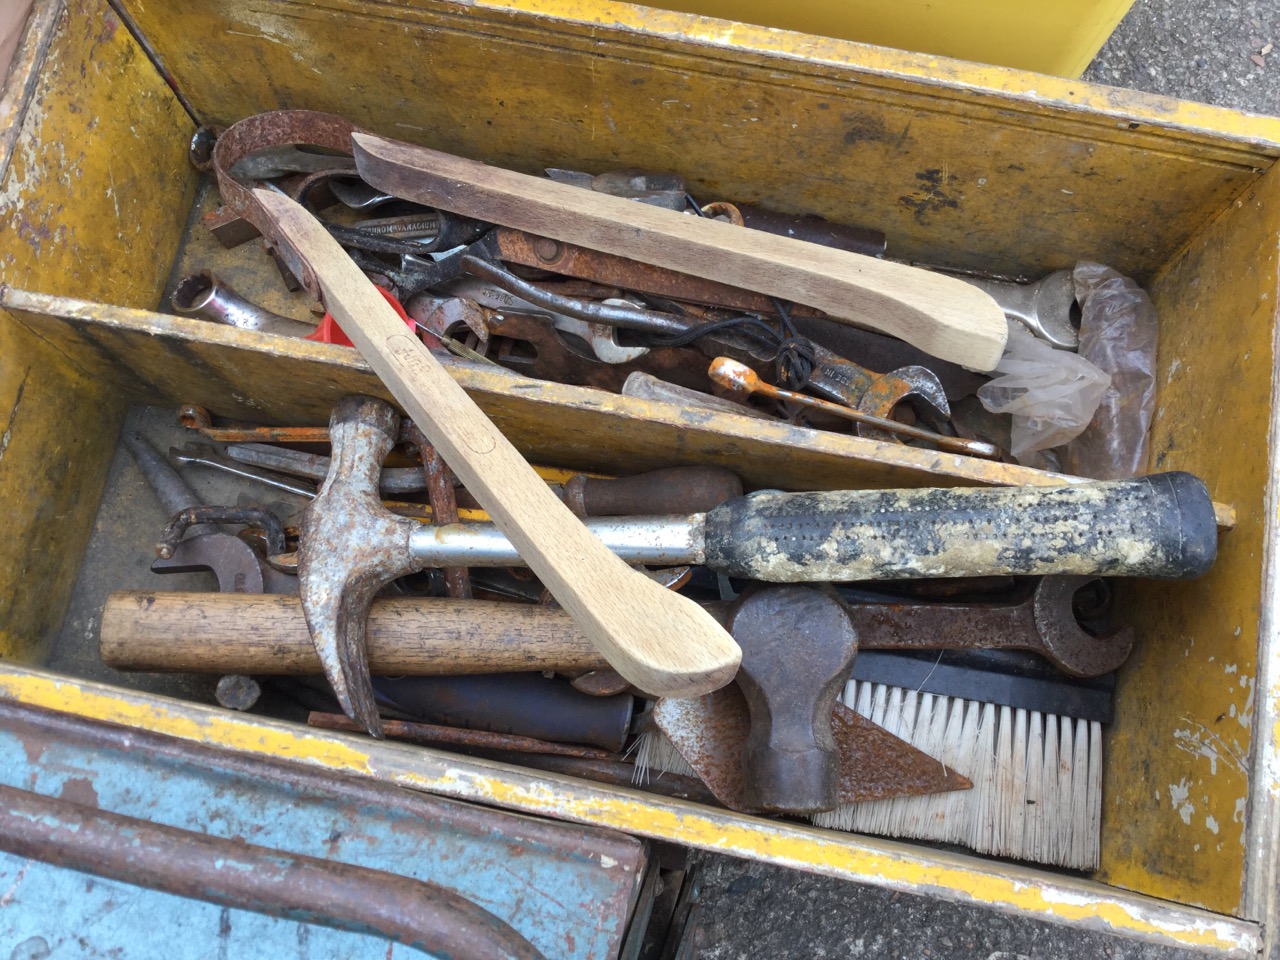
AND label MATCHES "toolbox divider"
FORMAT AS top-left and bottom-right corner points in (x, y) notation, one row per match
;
(0, 661), (1260, 959)
(0, 284), (1192, 499)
